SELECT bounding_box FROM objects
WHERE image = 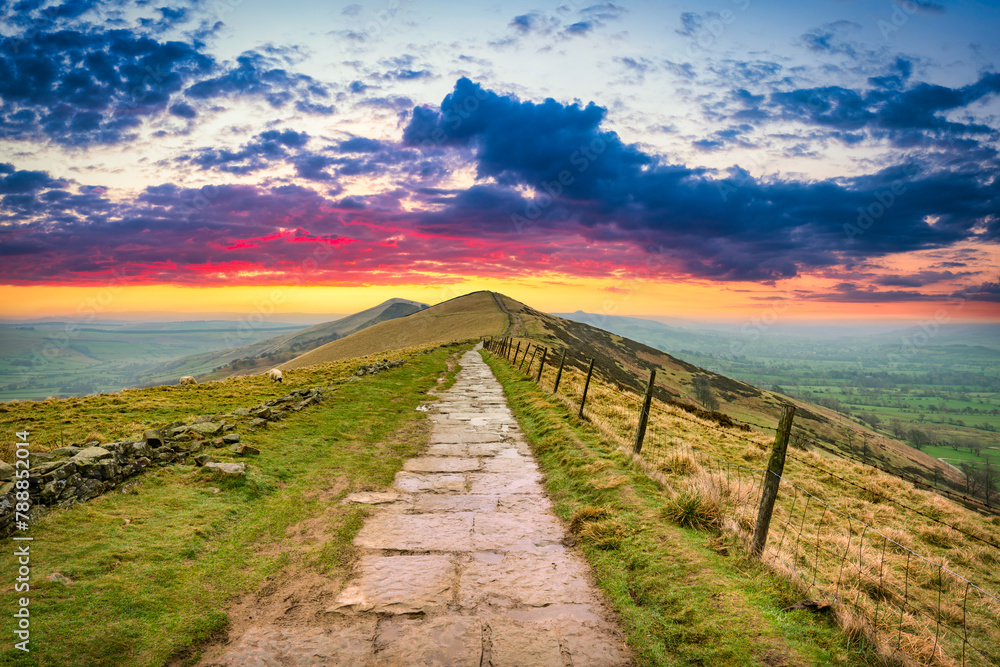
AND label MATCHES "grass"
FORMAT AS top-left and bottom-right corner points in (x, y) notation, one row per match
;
(485, 343), (1000, 666)
(482, 350), (880, 666)
(0, 342), (467, 667)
